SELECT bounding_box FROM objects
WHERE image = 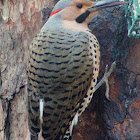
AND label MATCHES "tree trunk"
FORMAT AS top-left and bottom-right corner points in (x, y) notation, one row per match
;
(0, 0), (54, 139)
(0, 0), (140, 140)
